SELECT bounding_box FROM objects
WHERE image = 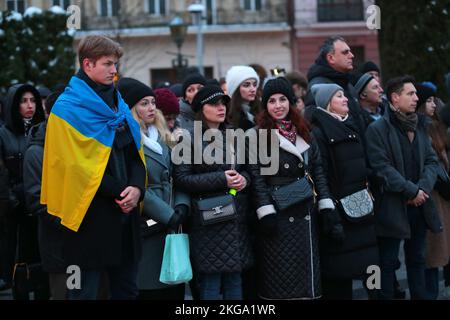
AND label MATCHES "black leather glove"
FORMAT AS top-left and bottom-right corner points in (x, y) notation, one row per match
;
(168, 204), (189, 230)
(259, 214), (278, 237)
(321, 209), (345, 241)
